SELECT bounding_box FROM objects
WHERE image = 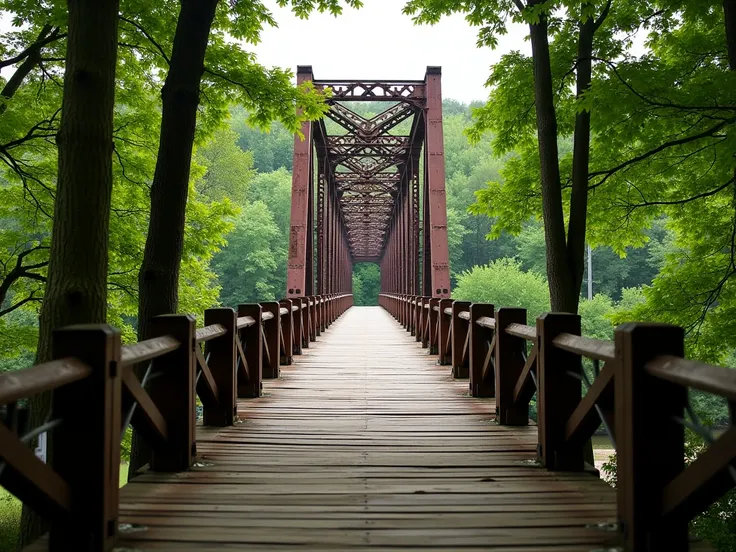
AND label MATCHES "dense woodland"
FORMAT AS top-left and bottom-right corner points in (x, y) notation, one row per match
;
(0, 0), (735, 549)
